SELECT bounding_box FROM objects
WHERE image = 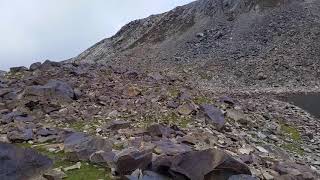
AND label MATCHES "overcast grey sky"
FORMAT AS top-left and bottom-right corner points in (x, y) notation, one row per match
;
(0, 0), (194, 70)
